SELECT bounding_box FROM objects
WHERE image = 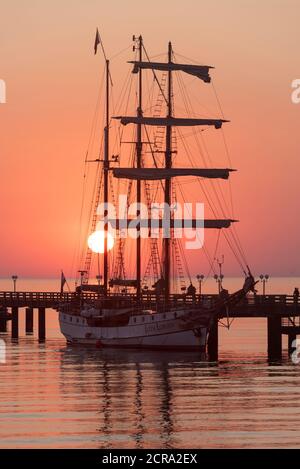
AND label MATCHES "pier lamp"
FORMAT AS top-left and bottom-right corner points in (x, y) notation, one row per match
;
(12, 275), (18, 293)
(196, 274), (204, 296)
(214, 274), (224, 293)
(259, 274), (269, 296)
(96, 274), (102, 286)
(78, 270), (87, 287)
(214, 255), (225, 293)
